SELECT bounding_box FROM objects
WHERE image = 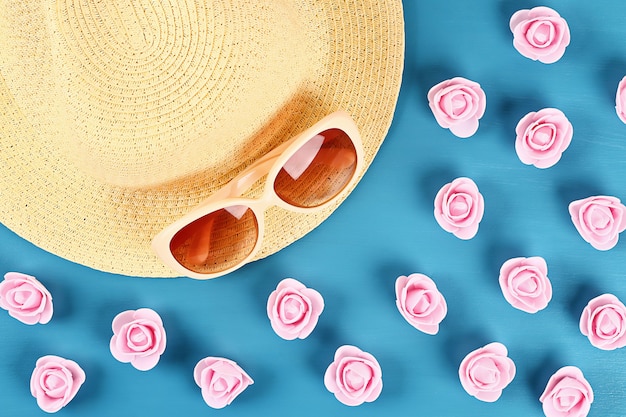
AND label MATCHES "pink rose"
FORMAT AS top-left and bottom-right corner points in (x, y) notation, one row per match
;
(30, 355), (86, 413)
(110, 308), (167, 371)
(458, 342), (516, 402)
(324, 345), (383, 406)
(579, 293), (626, 350)
(267, 278), (324, 340)
(499, 257), (552, 313)
(193, 357), (254, 409)
(434, 177), (484, 240)
(515, 108), (573, 168)
(395, 273), (447, 335)
(0, 272), (53, 325)
(615, 76), (626, 124)
(540, 366), (593, 417)
(569, 196), (626, 250)
(427, 77), (486, 138)
(510, 7), (570, 64)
